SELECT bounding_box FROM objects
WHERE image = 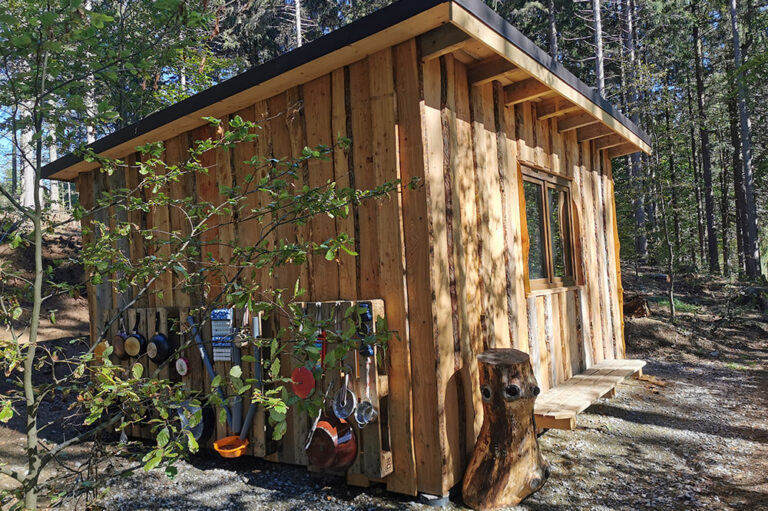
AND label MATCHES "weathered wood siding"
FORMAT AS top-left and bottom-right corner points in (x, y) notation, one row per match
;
(77, 37), (625, 497)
